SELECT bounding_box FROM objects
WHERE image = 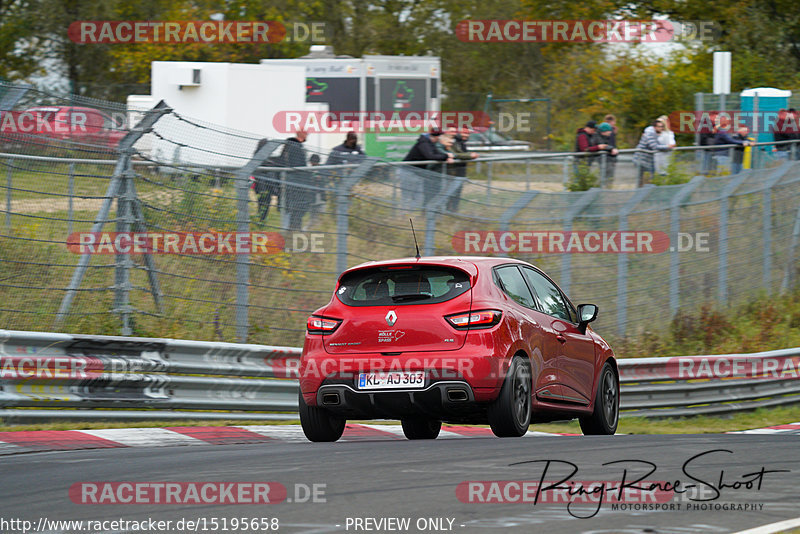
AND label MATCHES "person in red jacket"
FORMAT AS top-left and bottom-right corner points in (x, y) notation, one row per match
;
(574, 120), (608, 179)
